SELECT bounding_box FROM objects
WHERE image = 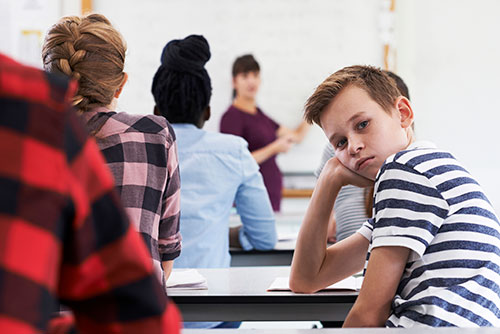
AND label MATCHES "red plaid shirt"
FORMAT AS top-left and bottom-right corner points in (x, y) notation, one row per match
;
(0, 54), (180, 333)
